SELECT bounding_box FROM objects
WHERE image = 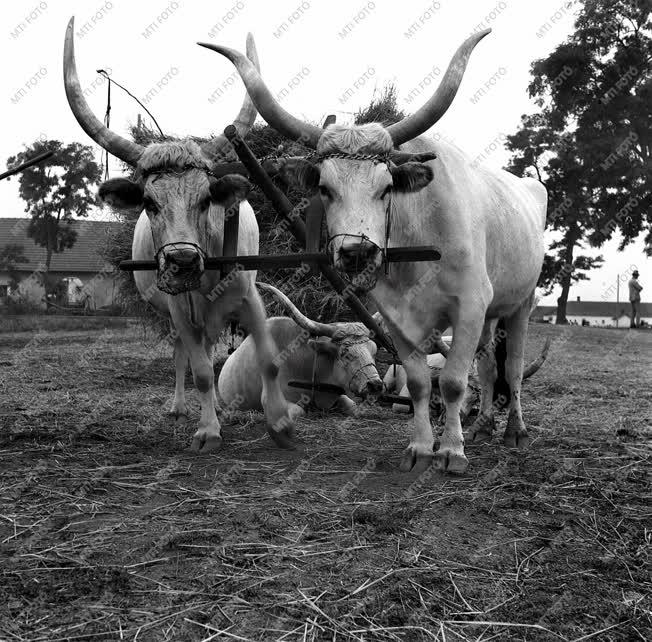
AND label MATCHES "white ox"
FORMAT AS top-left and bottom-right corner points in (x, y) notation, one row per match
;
(384, 336), (550, 415)
(63, 19), (295, 452)
(218, 283), (383, 416)
(202, 29), (547, 473)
